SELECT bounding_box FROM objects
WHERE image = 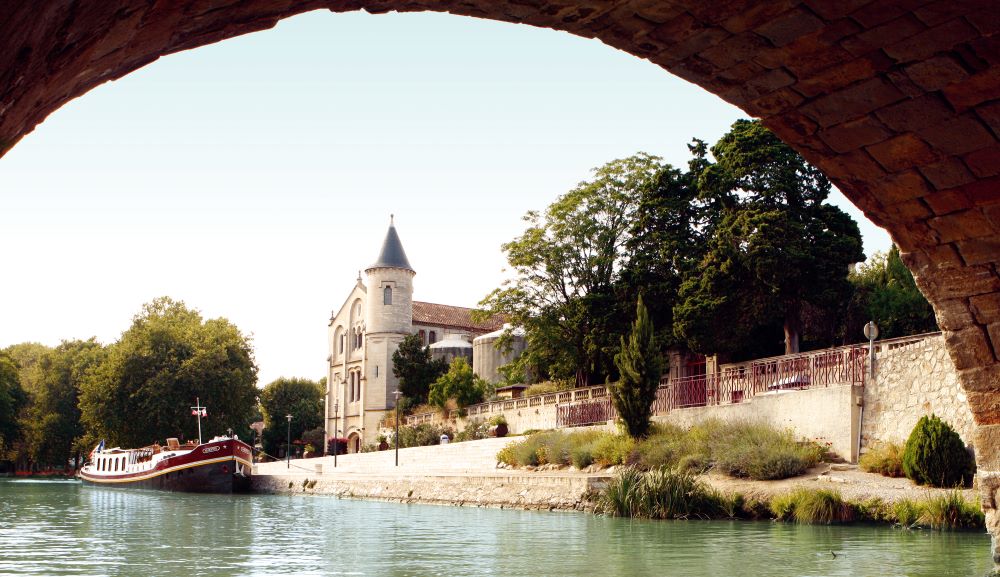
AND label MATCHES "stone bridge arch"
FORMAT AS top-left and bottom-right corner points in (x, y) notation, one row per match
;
(3, 0), (1000, 558)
